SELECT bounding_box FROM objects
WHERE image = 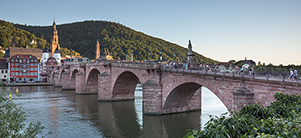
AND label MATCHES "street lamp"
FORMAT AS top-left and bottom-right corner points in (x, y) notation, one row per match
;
(159, 52), (162, 61)
(174, 54), (176, 62)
